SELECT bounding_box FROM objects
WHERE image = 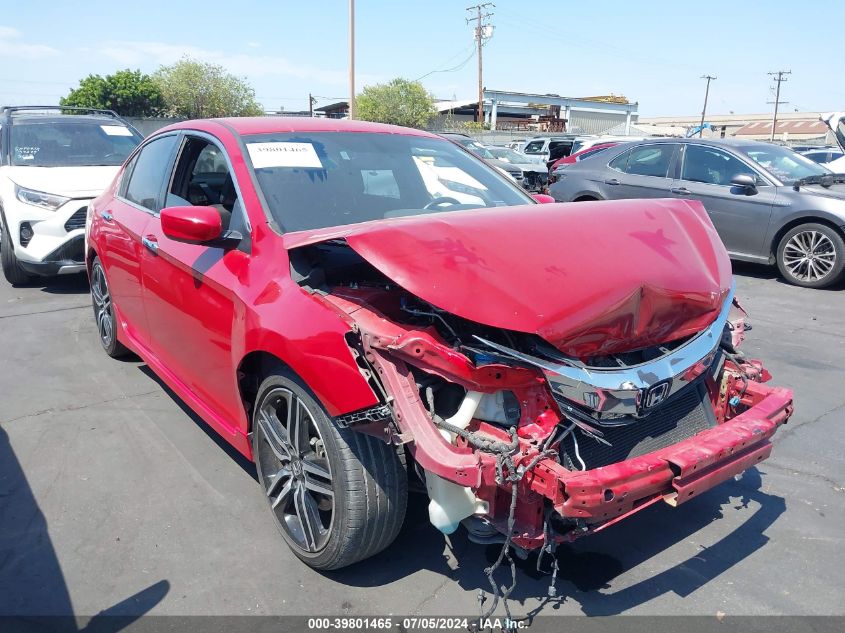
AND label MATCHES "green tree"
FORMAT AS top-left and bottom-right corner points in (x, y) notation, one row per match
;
(356, 78), (437, 129)
(153, 58), (264, 119)
(60, 69), (165, 117)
